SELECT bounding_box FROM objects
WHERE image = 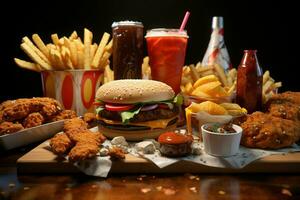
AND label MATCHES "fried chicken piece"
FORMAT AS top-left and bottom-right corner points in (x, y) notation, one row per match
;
(23, 112), (45, 128)
(67, 130), (106, 145)
(1, 97), (62, 121)
(68, 143), (99, 162)
(83, 113), (98, 128)
(50, 133), (74, 155)
(49, 110), (77, 122)
(267, 91), (300, 105)
(108, 147), (126, 160)
(0, 121), (24, 135)
(0, 100), (16, 111)
(37, 98), (63, 118)
(267, 102), (300, 121)
(241, 112), (300, 149)
(63, 118), (88, 132)
(2, 99), (42, 121)
(56, 118), (106, 161)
